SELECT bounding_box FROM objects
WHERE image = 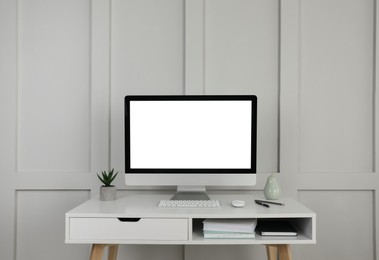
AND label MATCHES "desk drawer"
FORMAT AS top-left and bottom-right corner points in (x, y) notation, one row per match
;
(69, 218), (188, 241)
